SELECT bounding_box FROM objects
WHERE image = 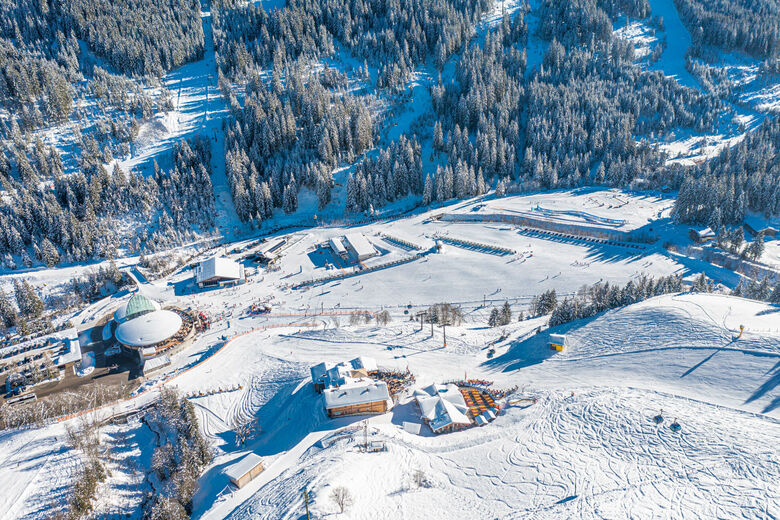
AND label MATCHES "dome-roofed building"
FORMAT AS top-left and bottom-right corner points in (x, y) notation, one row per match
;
(115, 310), (183, 354)
(111, 292), (190, 360)
(114, 293), (161, 324)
